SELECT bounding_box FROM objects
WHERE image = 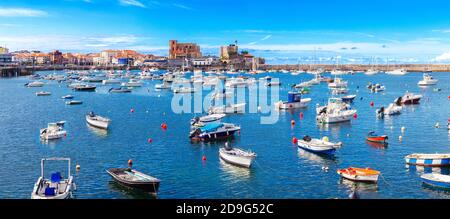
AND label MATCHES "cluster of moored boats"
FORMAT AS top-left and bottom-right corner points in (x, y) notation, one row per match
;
(24, 68), (449, 198)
